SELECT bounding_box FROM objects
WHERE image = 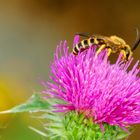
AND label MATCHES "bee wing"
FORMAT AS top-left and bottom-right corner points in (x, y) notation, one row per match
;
(91, 34), (104, 37)
(91, 34), (113, 44)
(75, 32), (92, 38)
(91, 34), (110, 41)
